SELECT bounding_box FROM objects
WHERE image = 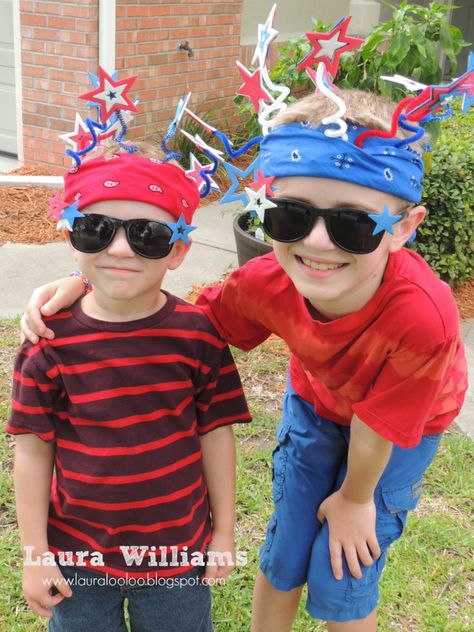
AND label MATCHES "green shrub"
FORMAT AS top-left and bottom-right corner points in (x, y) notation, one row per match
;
(412, 107), (474, 284)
